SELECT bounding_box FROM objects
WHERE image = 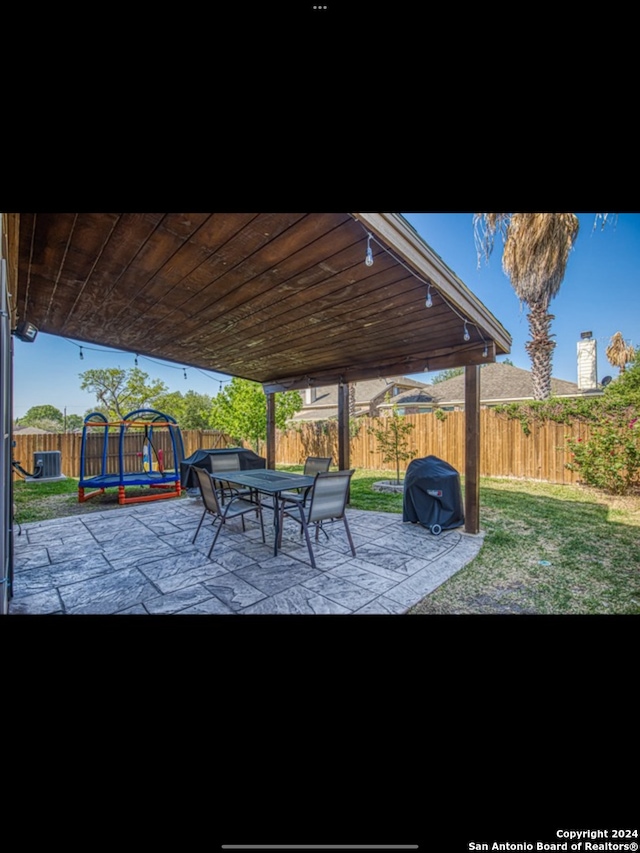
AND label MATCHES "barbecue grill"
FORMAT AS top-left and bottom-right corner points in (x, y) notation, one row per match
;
(402, 455), (464, 535)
